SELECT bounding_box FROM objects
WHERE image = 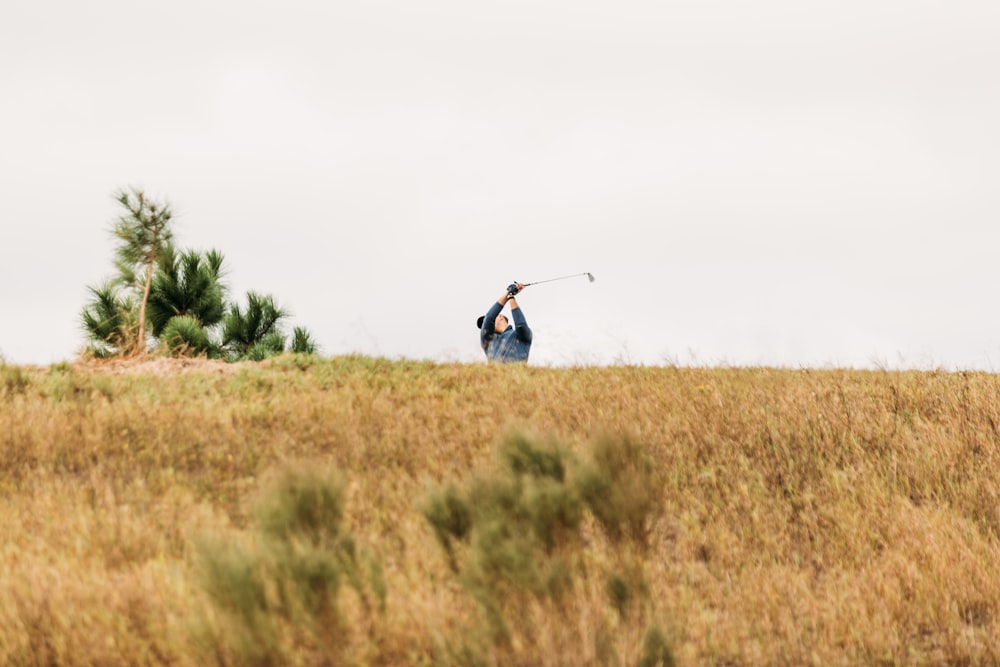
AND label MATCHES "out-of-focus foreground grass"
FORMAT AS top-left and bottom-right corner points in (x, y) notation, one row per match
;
(2, 355), (1000, 666)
